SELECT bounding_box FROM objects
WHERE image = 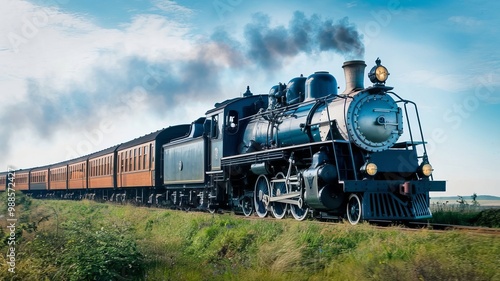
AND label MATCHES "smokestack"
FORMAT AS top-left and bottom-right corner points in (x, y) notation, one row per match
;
(342, 60), (366, 94)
